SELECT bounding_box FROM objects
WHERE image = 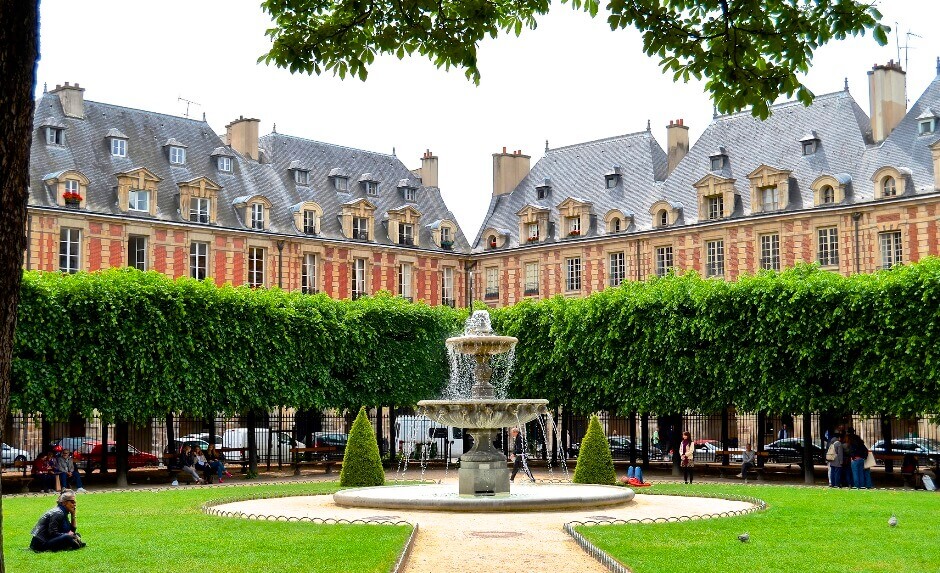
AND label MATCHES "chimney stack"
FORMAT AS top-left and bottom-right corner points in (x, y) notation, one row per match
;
(225, 116), (260, 161)
(666, 118), (690, 175)
(868, 60), (906, 143)
(50, 82), (85, 119)
(416, 149), (439, 187)
(492, 147), (530, 196)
